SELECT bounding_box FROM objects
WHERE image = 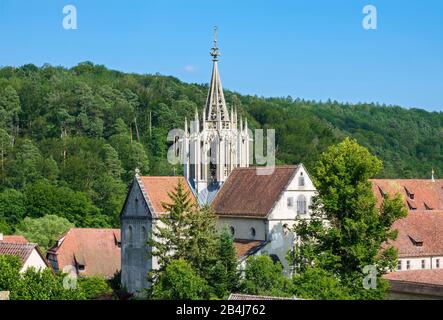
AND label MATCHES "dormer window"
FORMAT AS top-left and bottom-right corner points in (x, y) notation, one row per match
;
(407, 201), (417, 211)
(424, 203), (433, 211)
(78, 265), (85, 272)
(404, 187), (415, 200)
(378, 186), (387, 198)
(409, 235), (423, 247)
